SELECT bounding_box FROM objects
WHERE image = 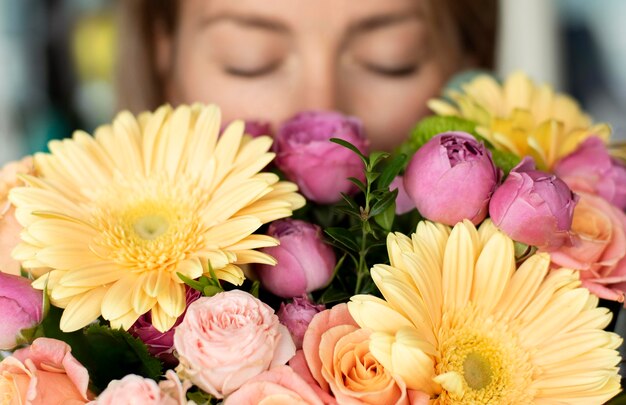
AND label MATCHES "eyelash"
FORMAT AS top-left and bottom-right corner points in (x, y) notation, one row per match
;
(225, 63), (280, 78)
(367, 64), (418, 78)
